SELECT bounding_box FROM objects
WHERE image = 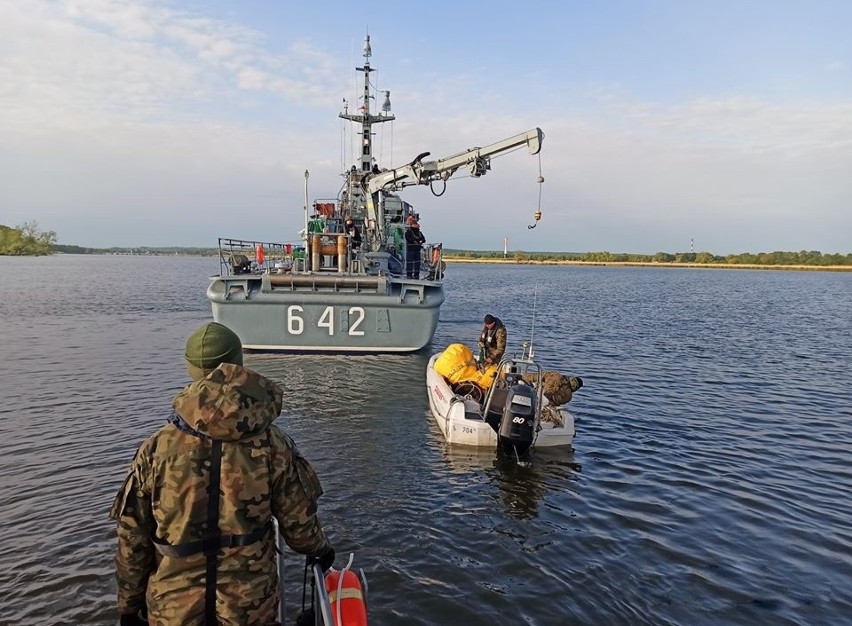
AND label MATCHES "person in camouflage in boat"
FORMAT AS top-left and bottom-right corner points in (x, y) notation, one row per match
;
(522, 371), (584, 406)
(477, 314), (507, 366)
(110, 322), (334, 626)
